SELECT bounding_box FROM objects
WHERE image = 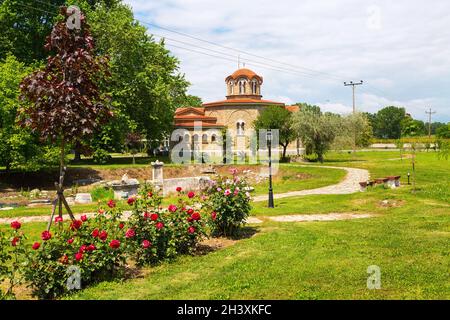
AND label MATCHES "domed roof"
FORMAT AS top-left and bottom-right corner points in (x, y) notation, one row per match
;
(226, 68), (263, 82)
